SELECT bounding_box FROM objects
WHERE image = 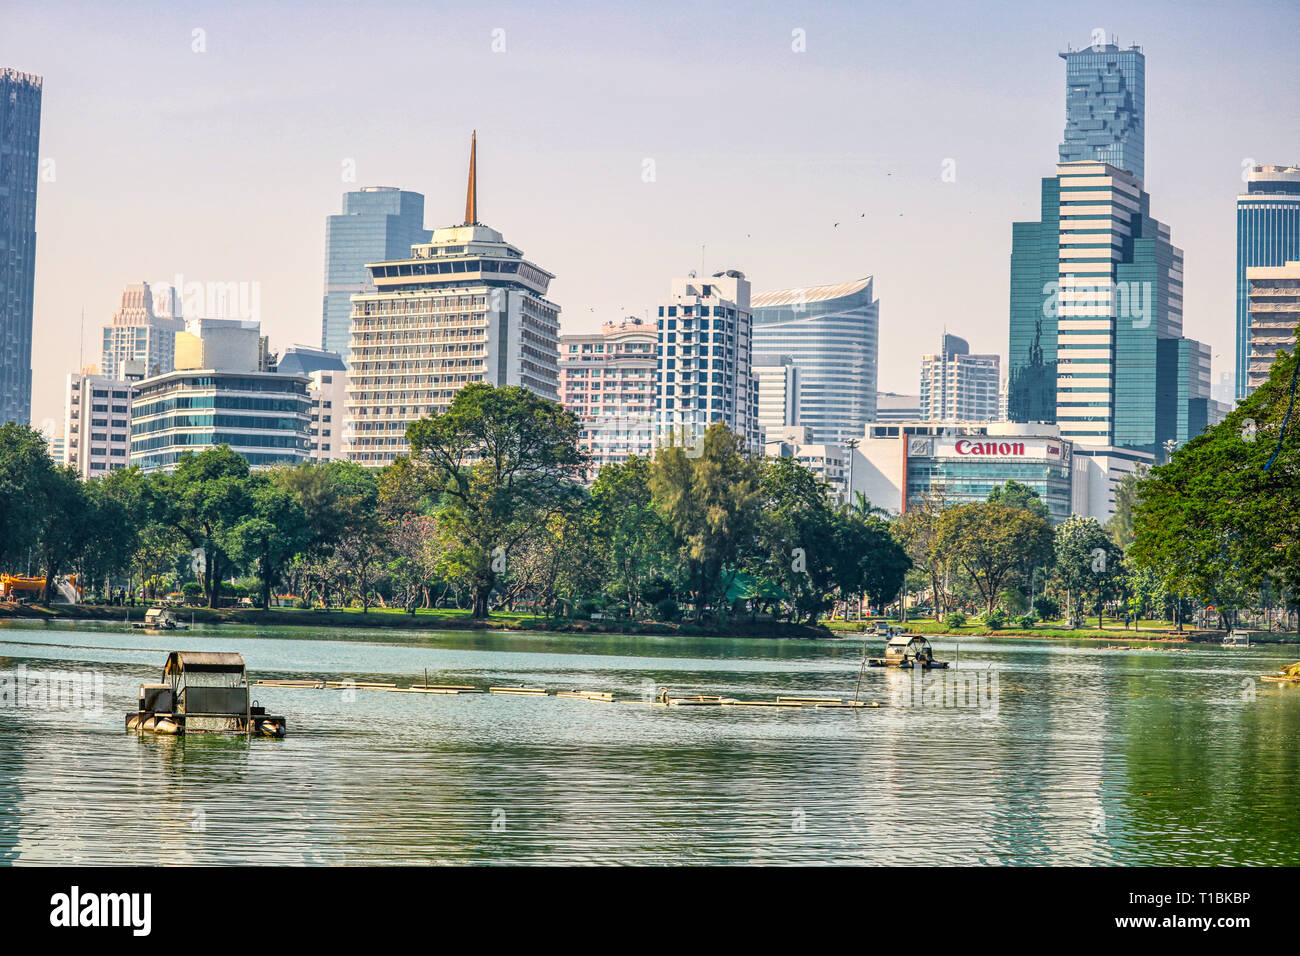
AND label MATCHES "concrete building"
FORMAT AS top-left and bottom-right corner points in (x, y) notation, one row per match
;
(753, 356), (799, 438)
(321, 187), (431, 359)
(278, 345), (349, 461)
(763, 425), (848, 501)
(848, 421), (1080, 524)
(919, 333), (1000, 422)
(559, 317), (657, 471)
(1235, 165), (1300, 398)
(131, 320), (310, 473)
(750, 277), (879, 444)
(876, 392), (921, 423)
(1245, 260), (1300, 393)
(63, 362), (145, 478)
(655, 269), (757, 451)
(345, 134), (561, 465)
(0, 68), (42, 425)
(100, 281), (186, 379)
